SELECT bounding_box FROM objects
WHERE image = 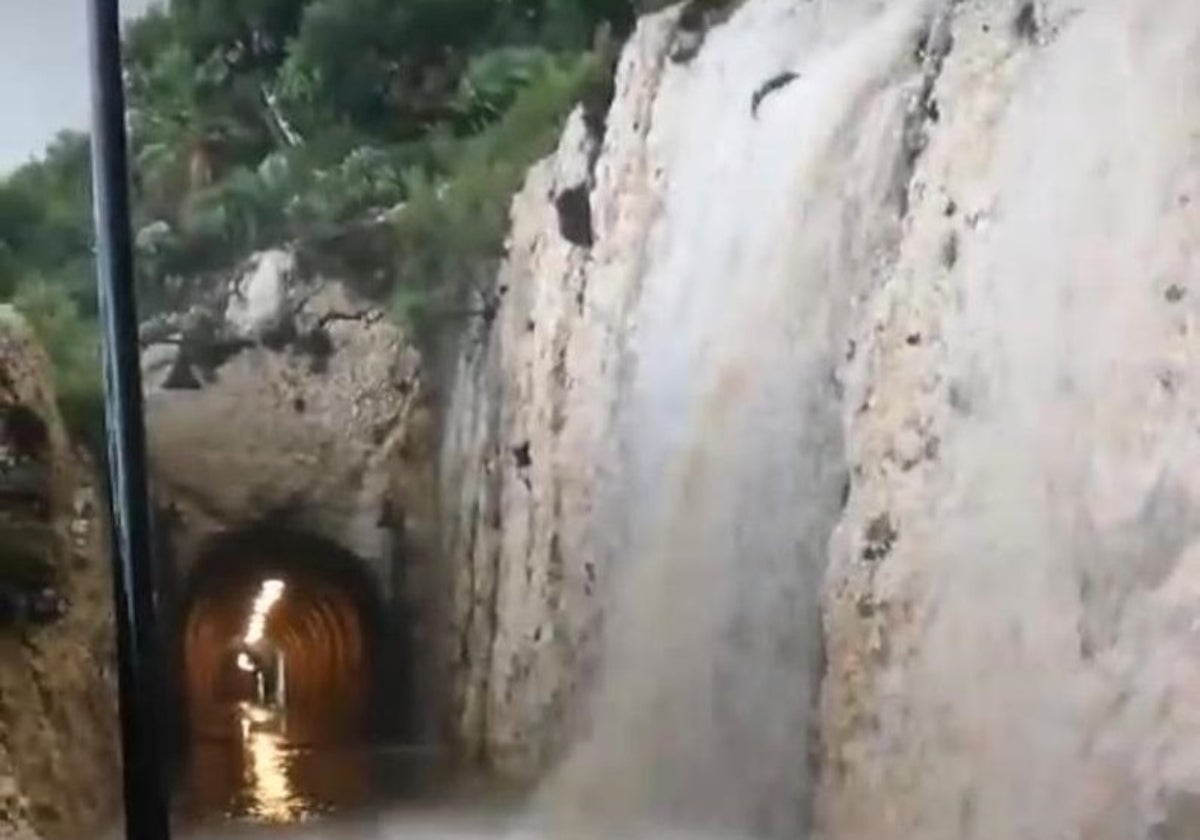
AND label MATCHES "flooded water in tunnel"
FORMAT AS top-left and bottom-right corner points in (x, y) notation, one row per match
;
(173, 706), (531, 839)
